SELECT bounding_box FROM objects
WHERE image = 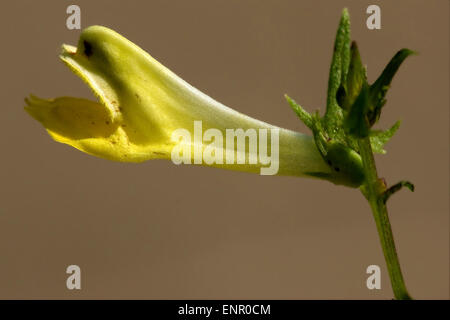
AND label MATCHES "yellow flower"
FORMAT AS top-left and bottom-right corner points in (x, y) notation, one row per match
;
(25, 26), (356, 186)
